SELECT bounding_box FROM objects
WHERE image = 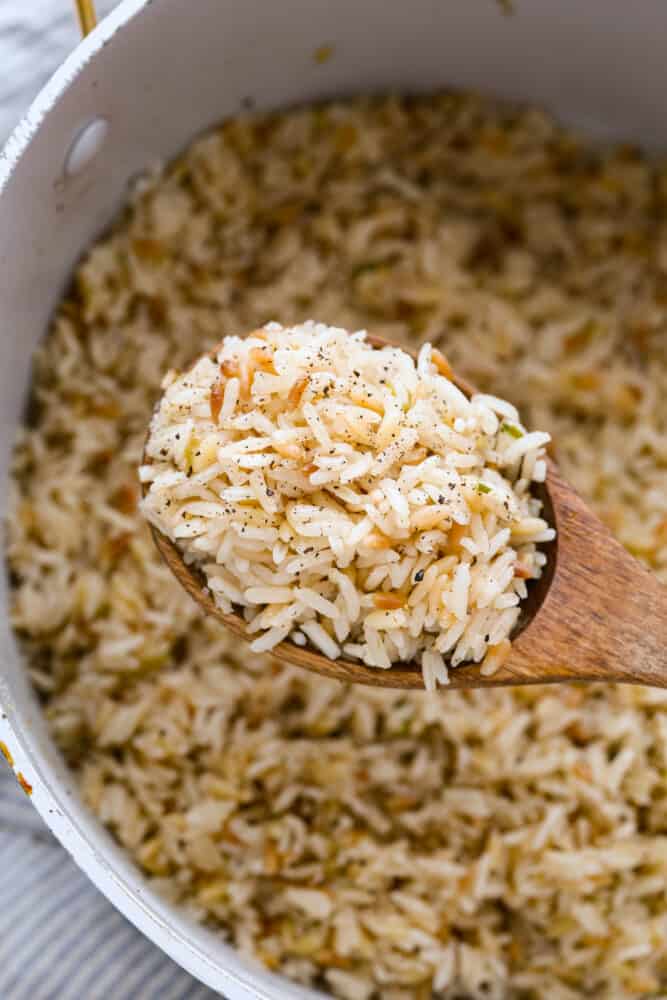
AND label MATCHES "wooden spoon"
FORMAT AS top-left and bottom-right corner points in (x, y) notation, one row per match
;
(145, 335), (667, 690)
